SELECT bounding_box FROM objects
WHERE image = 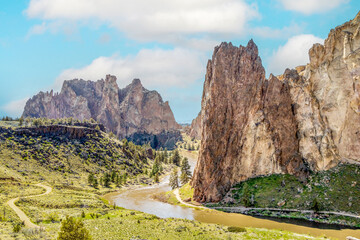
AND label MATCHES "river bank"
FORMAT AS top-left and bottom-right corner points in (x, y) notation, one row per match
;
(104, 150), (360, 239)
